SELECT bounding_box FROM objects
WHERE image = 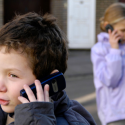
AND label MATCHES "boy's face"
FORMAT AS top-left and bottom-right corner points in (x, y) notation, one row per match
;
(0, 46), (36, 113)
